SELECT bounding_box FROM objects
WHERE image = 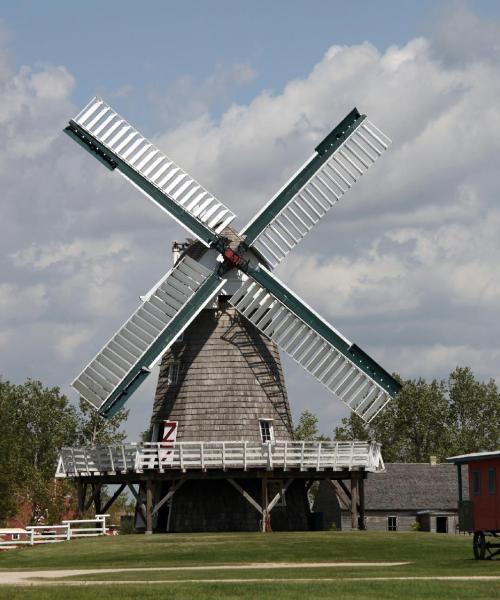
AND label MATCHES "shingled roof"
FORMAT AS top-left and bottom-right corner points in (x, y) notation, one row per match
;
(363, 463), (468, 511)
